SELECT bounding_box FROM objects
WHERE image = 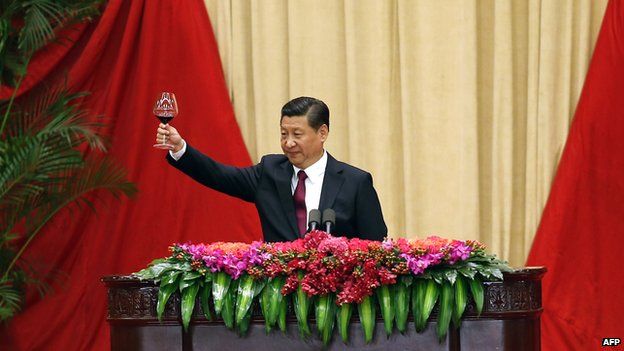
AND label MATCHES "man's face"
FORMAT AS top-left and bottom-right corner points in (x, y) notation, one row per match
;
(280, 115), (328, 169)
